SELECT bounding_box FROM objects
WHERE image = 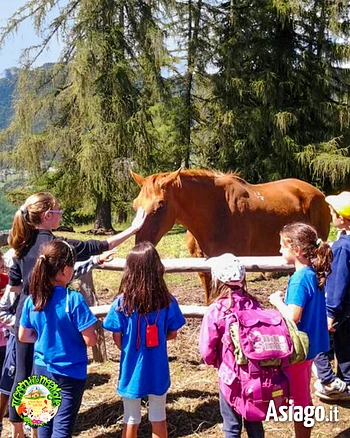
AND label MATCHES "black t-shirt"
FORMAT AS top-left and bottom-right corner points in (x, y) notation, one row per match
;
(9, 229), (109, 333)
